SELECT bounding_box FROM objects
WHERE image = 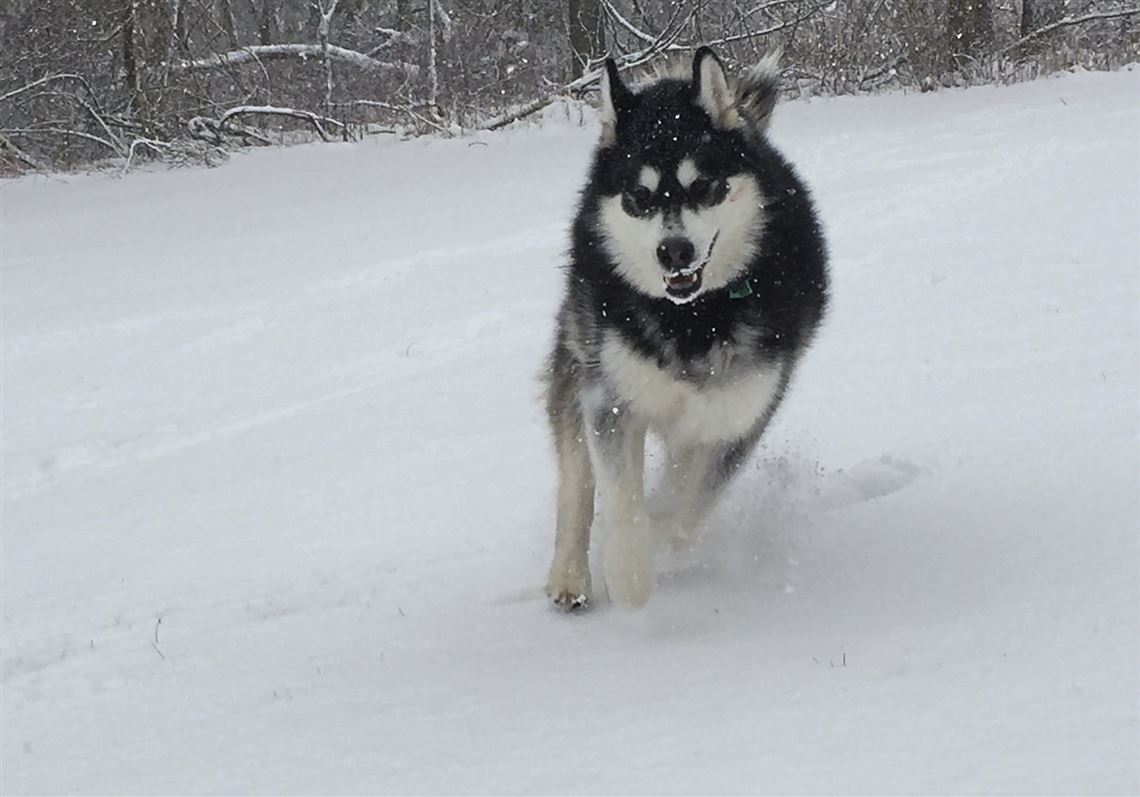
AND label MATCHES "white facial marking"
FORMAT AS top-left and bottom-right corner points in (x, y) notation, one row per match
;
(597, 195), (668, 298)
(598, 172), (767, 303)
(638, 166), (660, 192)
(677, 159), (700, 189)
